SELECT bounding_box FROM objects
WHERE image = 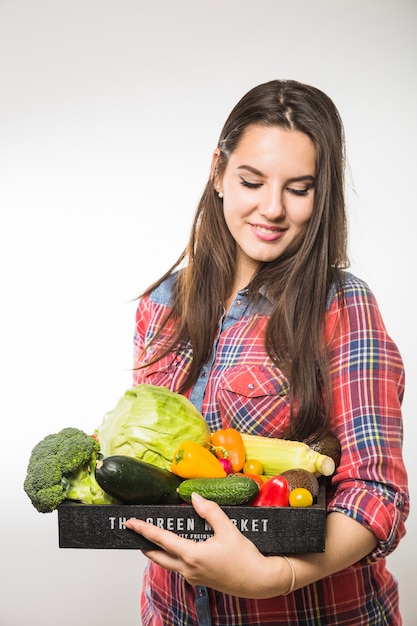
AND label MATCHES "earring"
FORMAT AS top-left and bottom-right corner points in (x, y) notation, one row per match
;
(218, 192), (224, 199)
